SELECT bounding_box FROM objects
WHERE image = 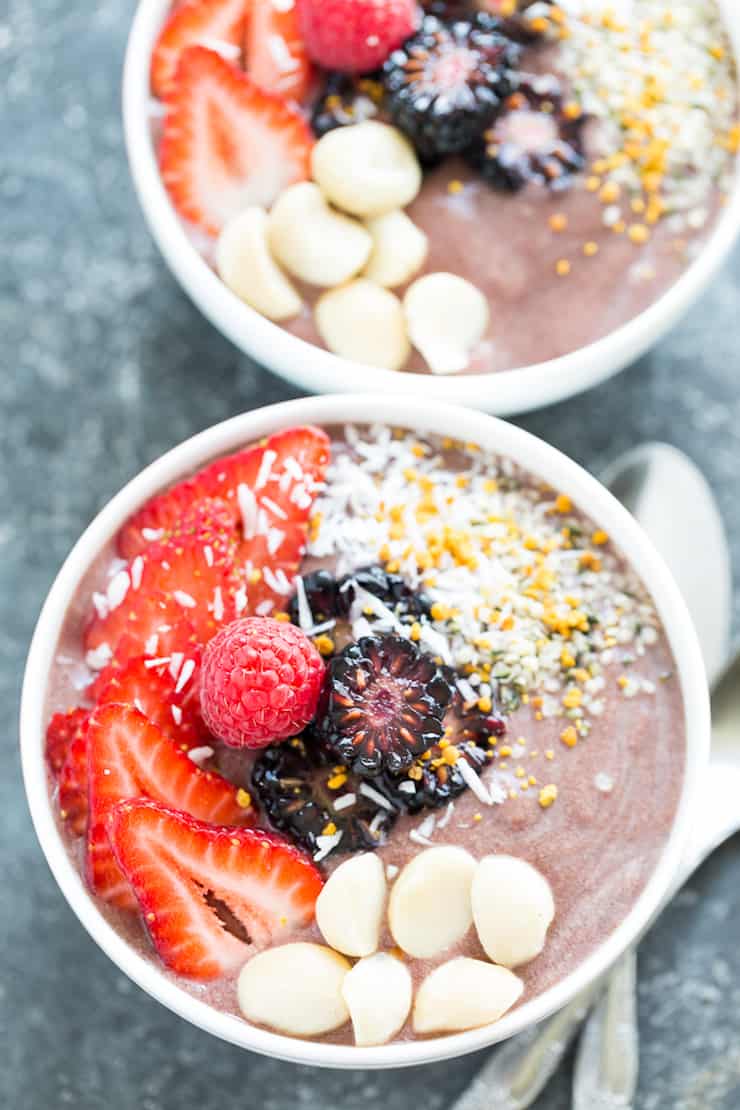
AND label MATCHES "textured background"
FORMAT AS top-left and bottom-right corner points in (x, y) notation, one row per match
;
(2, 1), (740, 1107)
